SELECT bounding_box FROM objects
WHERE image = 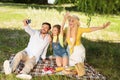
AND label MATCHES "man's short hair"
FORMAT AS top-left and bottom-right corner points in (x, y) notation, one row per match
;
(42, 22), (51, 30)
